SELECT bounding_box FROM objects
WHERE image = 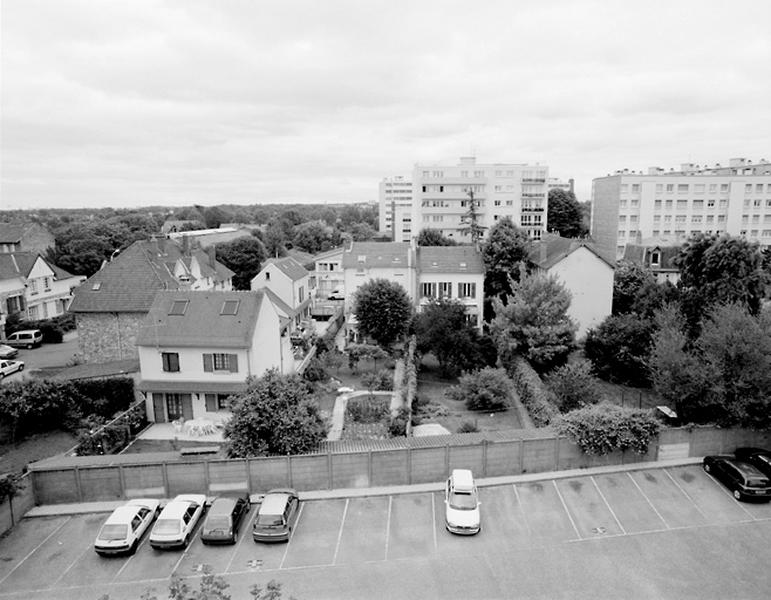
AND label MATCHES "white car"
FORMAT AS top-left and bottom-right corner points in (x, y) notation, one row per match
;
(0, 359), (24, 379)
(0, 344), (18, 359)
(149, 494), (207, 549)
(444, 469), (481, 535)
(94, 498), (161, 555)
